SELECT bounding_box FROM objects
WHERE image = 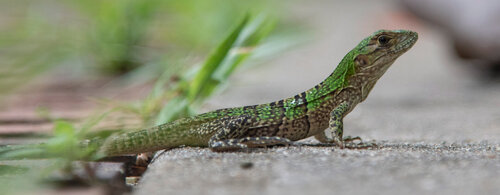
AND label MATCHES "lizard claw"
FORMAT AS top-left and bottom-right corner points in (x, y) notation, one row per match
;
(335, 136), (377, 149)
(344, 142), (377, 149)
(343, 136), (362, 142)
(333, 139), (345, 149)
